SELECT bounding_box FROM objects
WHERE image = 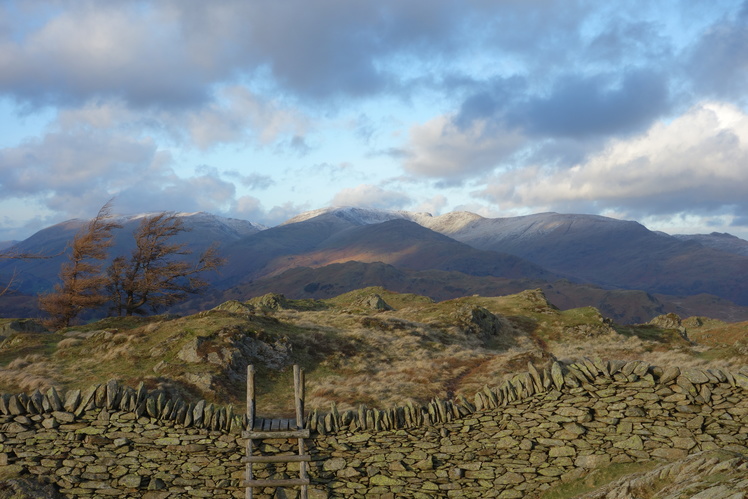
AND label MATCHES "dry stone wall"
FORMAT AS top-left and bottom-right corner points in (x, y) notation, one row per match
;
(1, 359), (748, 498)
